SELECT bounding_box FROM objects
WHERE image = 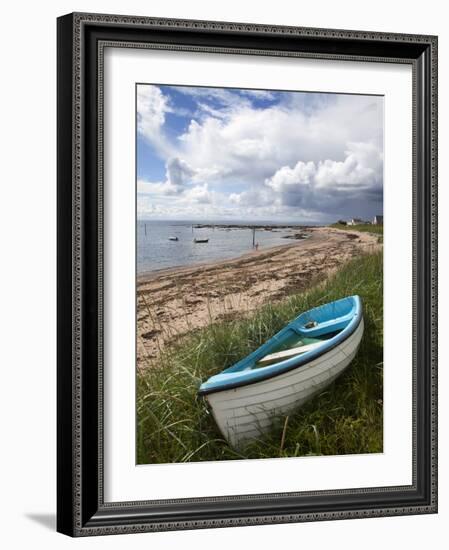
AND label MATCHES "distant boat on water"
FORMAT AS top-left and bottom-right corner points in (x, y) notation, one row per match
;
(168, 236), (179, 241)
(193, 238), (209, 243)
